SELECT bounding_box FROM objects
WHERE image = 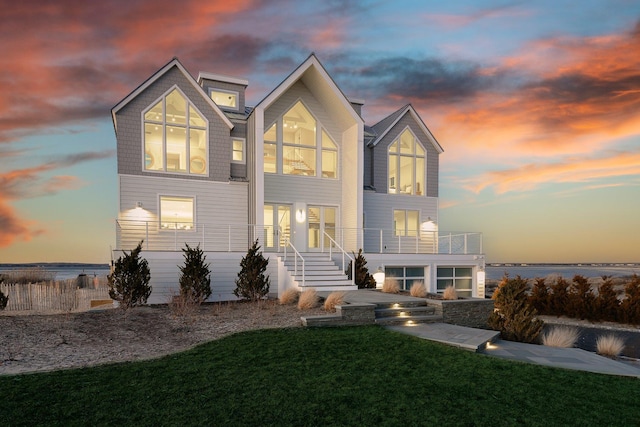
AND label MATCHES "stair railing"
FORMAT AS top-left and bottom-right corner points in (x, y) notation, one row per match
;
(283, 236), (305, 288)
(323, 231), (355, 287)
